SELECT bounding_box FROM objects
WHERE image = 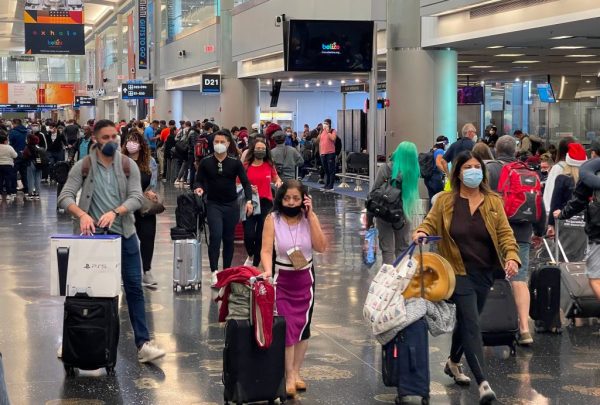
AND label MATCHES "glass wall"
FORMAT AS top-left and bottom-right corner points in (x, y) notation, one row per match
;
(164, 0), (218, 43)
(0, 56), (81, 82)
